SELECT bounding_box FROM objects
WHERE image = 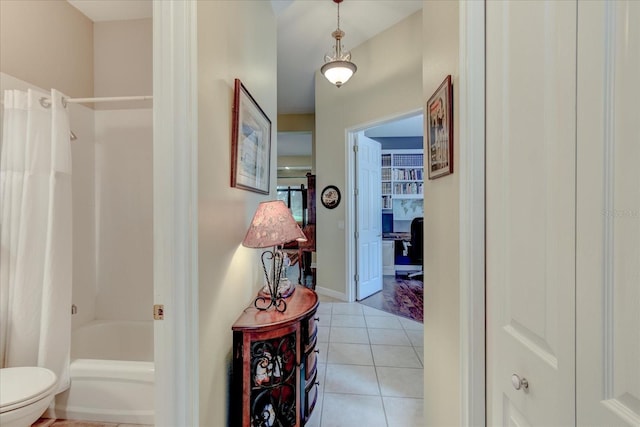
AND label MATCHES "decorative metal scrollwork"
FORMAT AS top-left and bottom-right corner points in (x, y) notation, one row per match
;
(250, 333), (297, 427)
